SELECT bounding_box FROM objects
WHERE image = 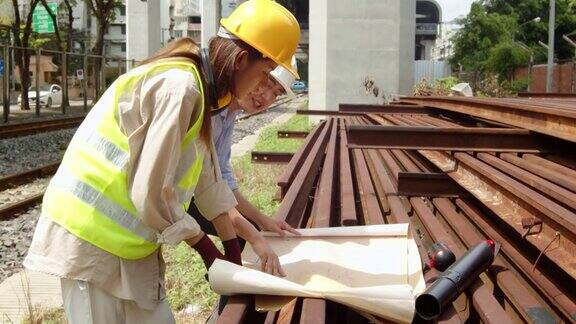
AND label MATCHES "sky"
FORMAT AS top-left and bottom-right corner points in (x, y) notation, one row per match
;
(436, 0), (477, 23)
